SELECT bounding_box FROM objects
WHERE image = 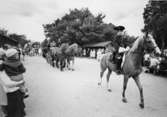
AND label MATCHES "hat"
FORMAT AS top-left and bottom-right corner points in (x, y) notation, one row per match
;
(114, 26), (125, 31)
(5, 48), (18, 58)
